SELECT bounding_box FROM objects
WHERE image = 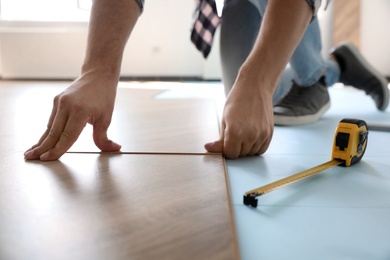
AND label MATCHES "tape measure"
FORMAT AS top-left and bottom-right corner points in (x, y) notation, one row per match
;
(243, 118), (369, 208)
